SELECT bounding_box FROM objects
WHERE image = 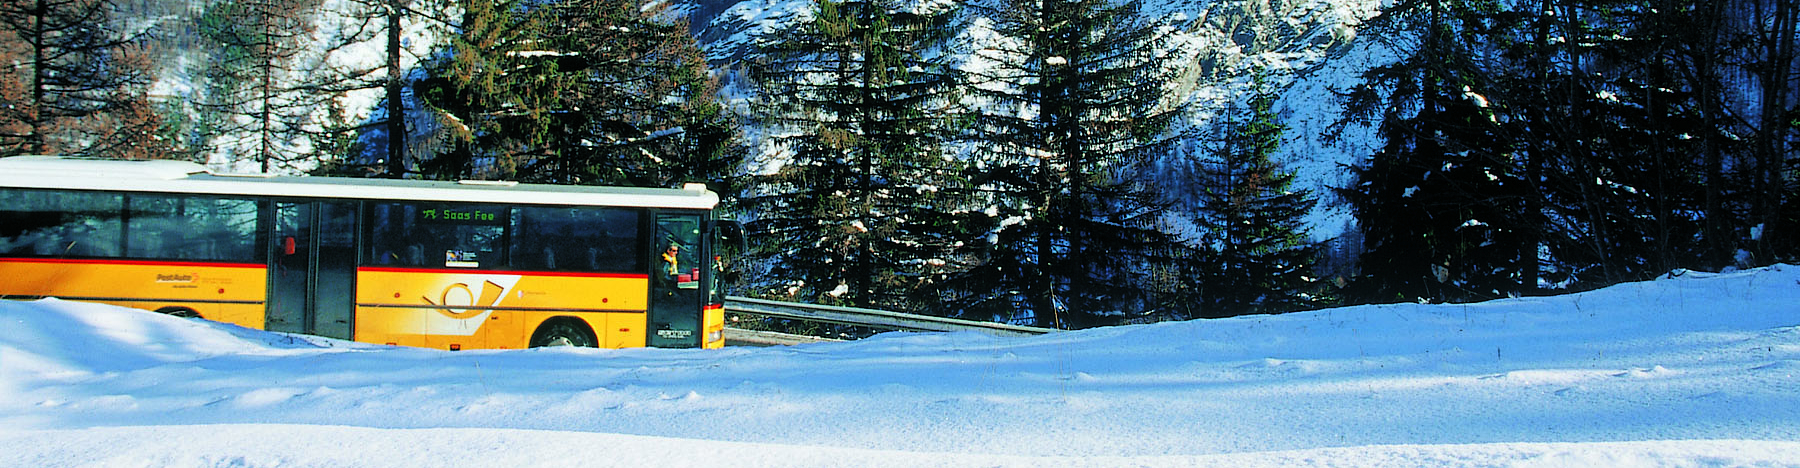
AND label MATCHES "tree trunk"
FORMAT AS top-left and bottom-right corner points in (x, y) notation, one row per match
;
(386, 0), (406, 178)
